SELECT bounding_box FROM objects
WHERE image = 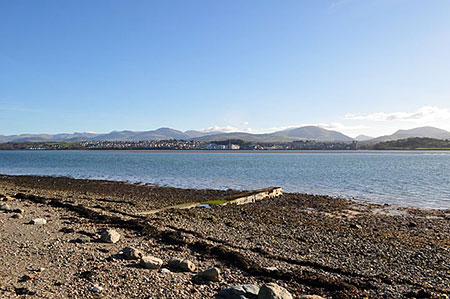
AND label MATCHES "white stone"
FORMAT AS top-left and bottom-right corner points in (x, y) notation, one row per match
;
(30, 218), (47, 225)
(258, 283), (293, 299)
(0, 203), (11, 211)
(160, 268), (171, 274)
(140, 256), (163, 269)
(100, 229), (120, 243)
